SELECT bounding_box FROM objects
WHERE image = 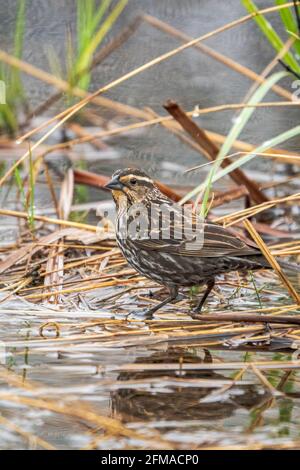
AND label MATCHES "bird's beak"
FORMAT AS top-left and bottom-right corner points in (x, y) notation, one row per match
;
(105, 177), (124, 191)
